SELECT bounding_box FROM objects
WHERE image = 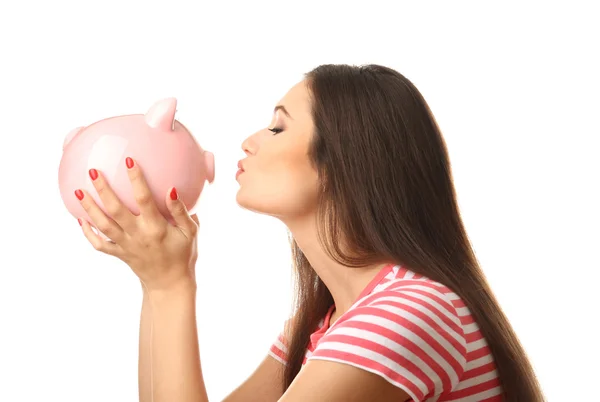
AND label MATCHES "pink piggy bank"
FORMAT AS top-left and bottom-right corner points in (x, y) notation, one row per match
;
(58, 97), (215, 229)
